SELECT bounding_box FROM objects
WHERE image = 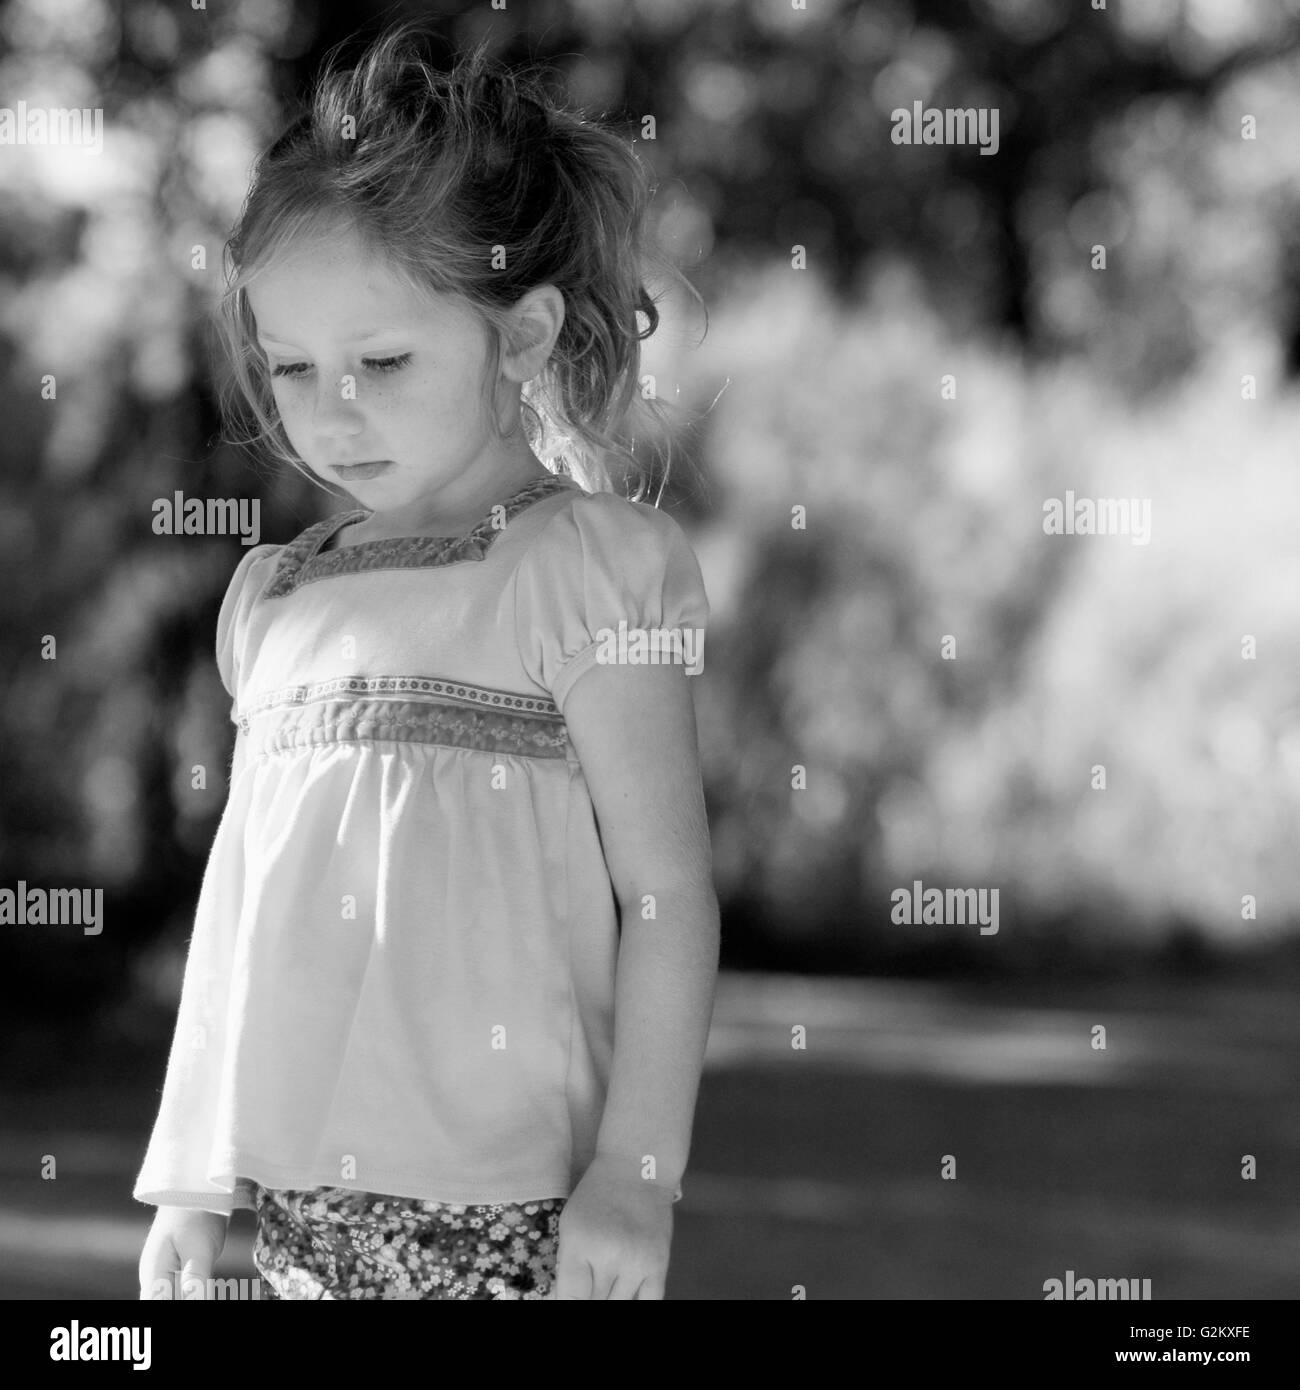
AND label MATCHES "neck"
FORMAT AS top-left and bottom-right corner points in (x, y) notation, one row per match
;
(348, 450), (554, 542)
